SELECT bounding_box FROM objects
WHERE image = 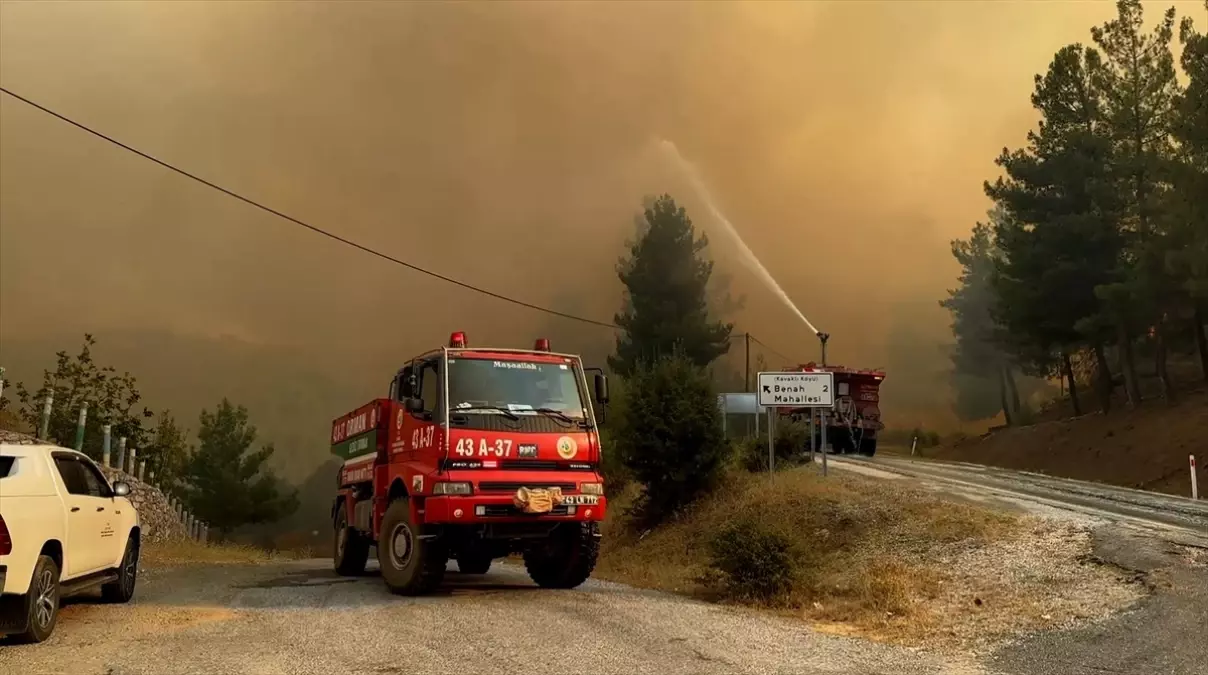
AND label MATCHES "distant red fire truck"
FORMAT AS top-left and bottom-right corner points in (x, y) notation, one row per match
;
(783, 362), (885, 456)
